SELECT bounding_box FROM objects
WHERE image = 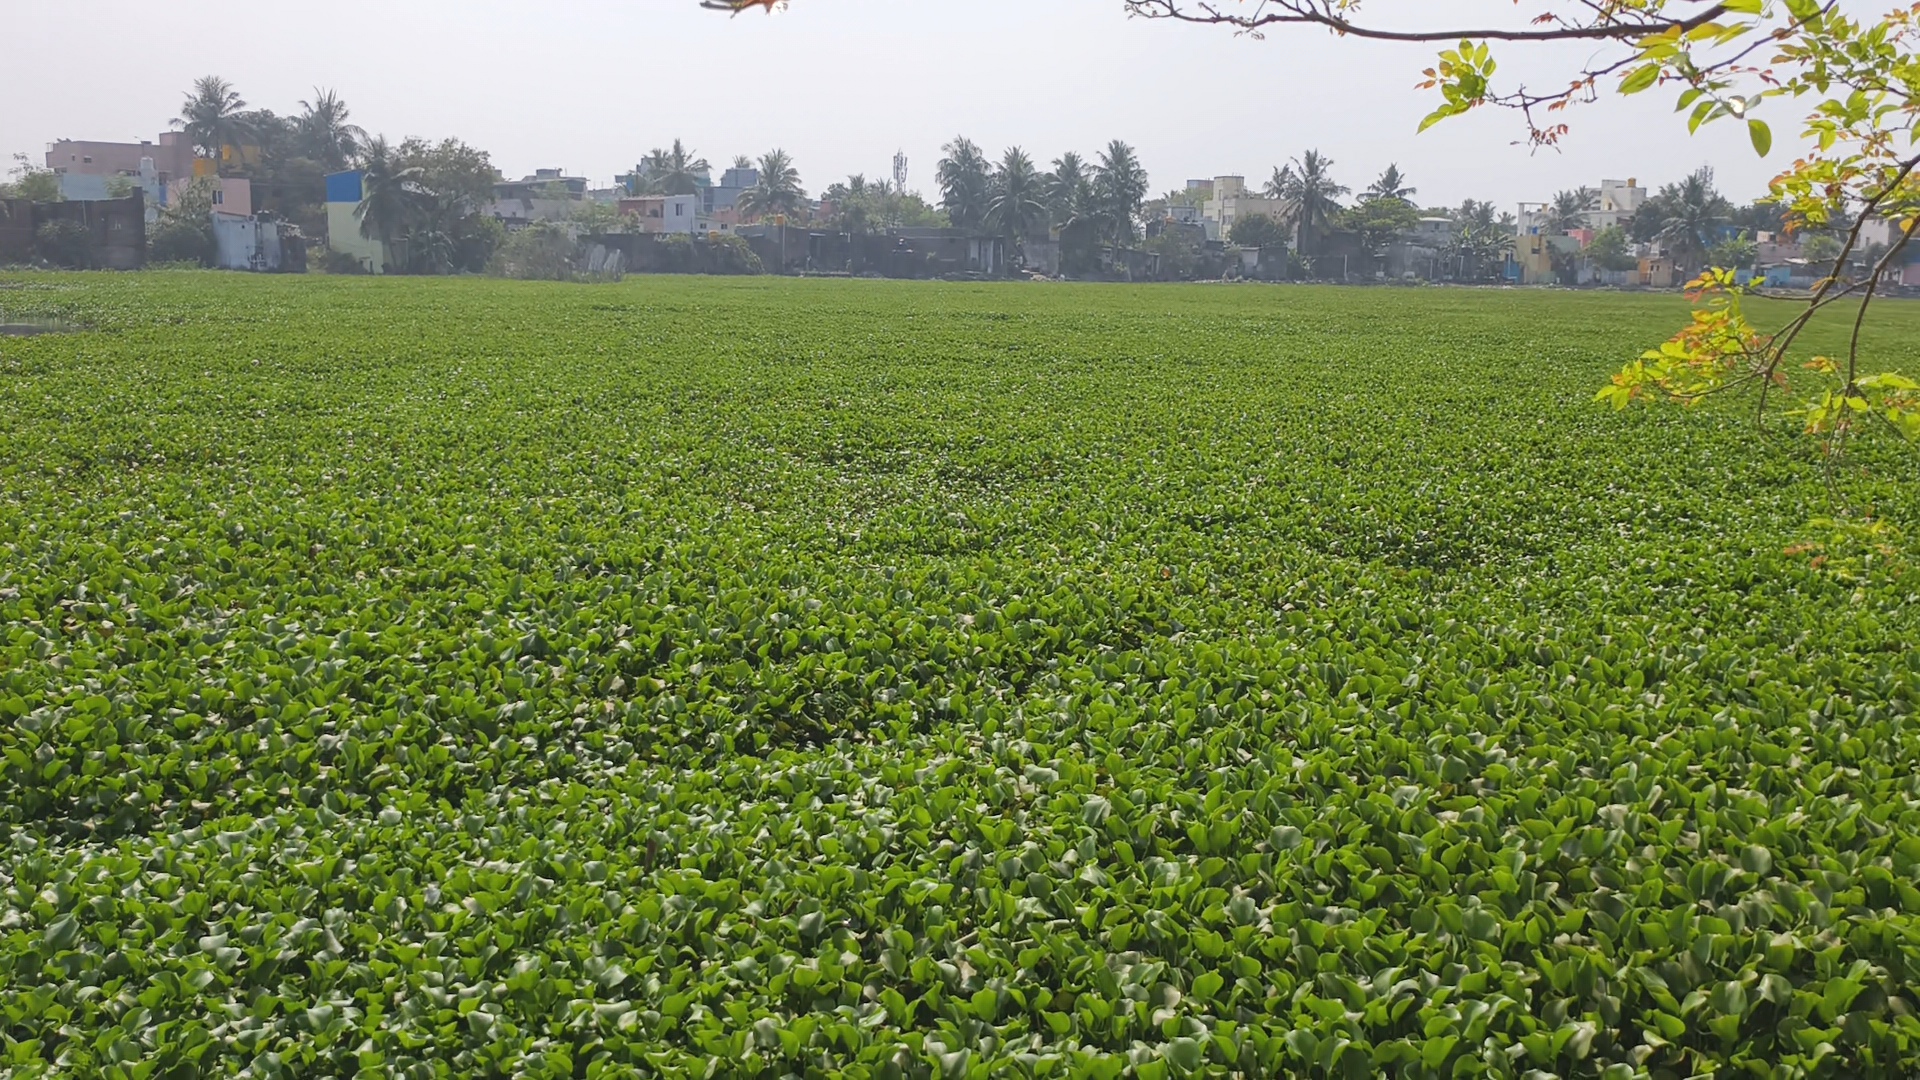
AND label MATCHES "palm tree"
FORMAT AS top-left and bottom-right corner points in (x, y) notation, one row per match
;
(1544, 187), (1598, 234)
(1654, 167), (1733, 272)
(1455, 199), (1498, 232)
(1045, 153), (1100, 274)
(986, 147), (1048, 271)
(1261, 165), (1295, 201)
(938, 137), (992, 231)
(297, 88), (367, 170)
(1094, 140), (1149, 246)
(732, 155), (754, 170)
(1365, 164), (1417, 204)
(736, 149), (804, 221)
(1277, 150), (1349, 257)
(639, 139), (711, 196)
(1046, 153), (1091, 223)
(354, 137), (428, 265)
(173, 76), (254, 166)
(1445, 199), (1516, 280)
